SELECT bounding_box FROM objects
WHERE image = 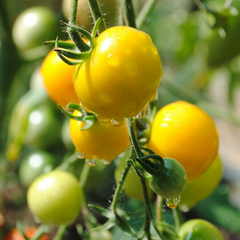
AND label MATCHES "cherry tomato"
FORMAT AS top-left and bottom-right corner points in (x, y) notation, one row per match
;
(62, 0), (118, 30)
(180, 155), (223, 212)
(4, 227), (50, 240)
(12, 6), (58, 57)
(18, 150), (57, 188)
(149, 157), (187, 199)
(178, 219), (224, 240)
(27, 170), (82, 226)
(74, 26), (163, 125)
(69, 110), (130, 162)
(147, 101), (219, 181)
(24, 102), (61, 149)
(114, 149), (154, 200)
(41, 45), (79, 107)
